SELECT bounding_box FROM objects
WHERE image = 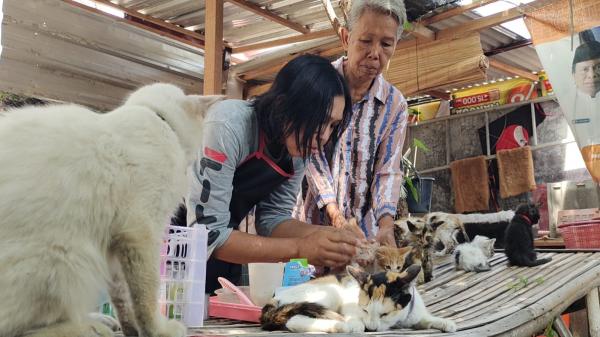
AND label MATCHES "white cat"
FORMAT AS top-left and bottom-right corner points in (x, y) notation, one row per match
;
(260, 265), (456, 333)
(454, 235), (496, 272)
(0, 83), (223, 337)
